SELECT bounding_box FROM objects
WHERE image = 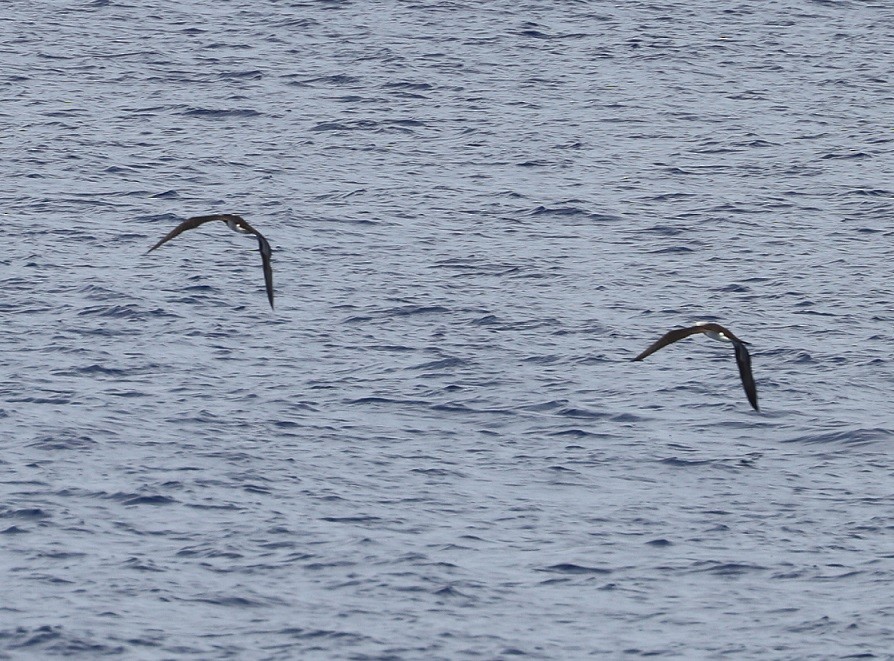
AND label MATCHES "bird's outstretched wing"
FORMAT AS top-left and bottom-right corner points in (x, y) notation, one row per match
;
(229, 218), (274, 309)
(254, 232), (274, 309)
(631, 326), (708, 361)
(733, 341), (759, 411)
(146, 215), (229, 253)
